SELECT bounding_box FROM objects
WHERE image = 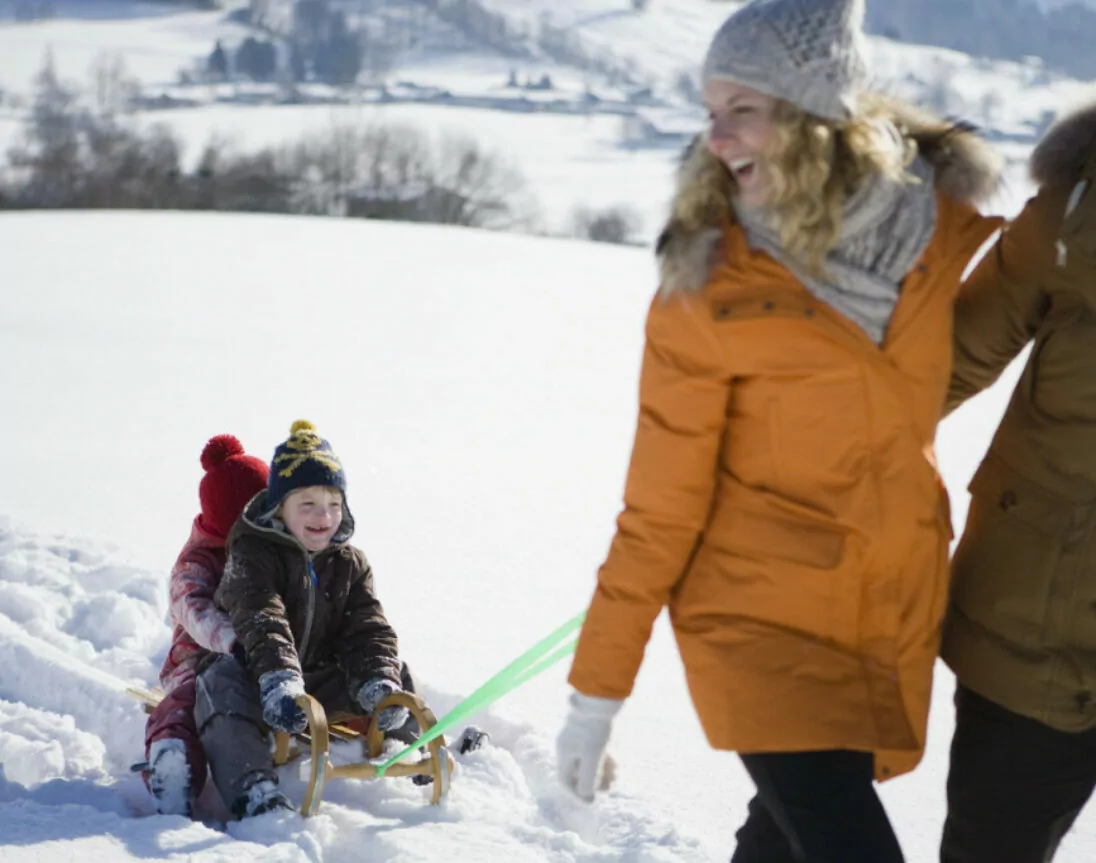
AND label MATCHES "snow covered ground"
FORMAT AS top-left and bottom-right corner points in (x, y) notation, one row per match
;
(0, 0), (253, 93)
(2, 209), (1096, 862)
